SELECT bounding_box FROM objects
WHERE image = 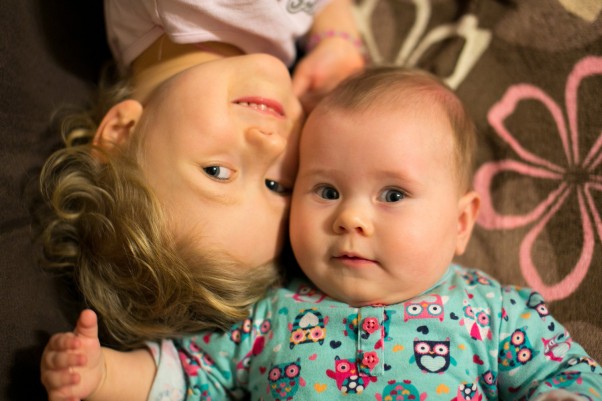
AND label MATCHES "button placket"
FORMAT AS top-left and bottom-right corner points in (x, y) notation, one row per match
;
(356, 306), (385, 376)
